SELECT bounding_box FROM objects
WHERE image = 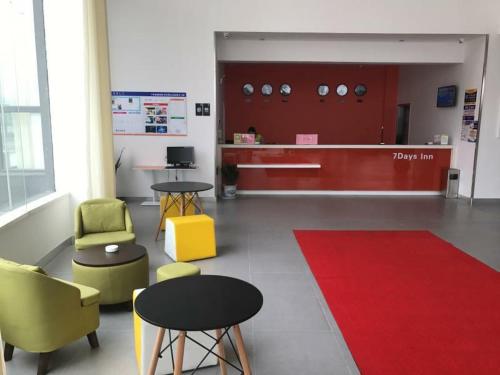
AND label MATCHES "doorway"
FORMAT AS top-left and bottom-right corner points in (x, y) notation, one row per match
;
(396, 104), (410, 145)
